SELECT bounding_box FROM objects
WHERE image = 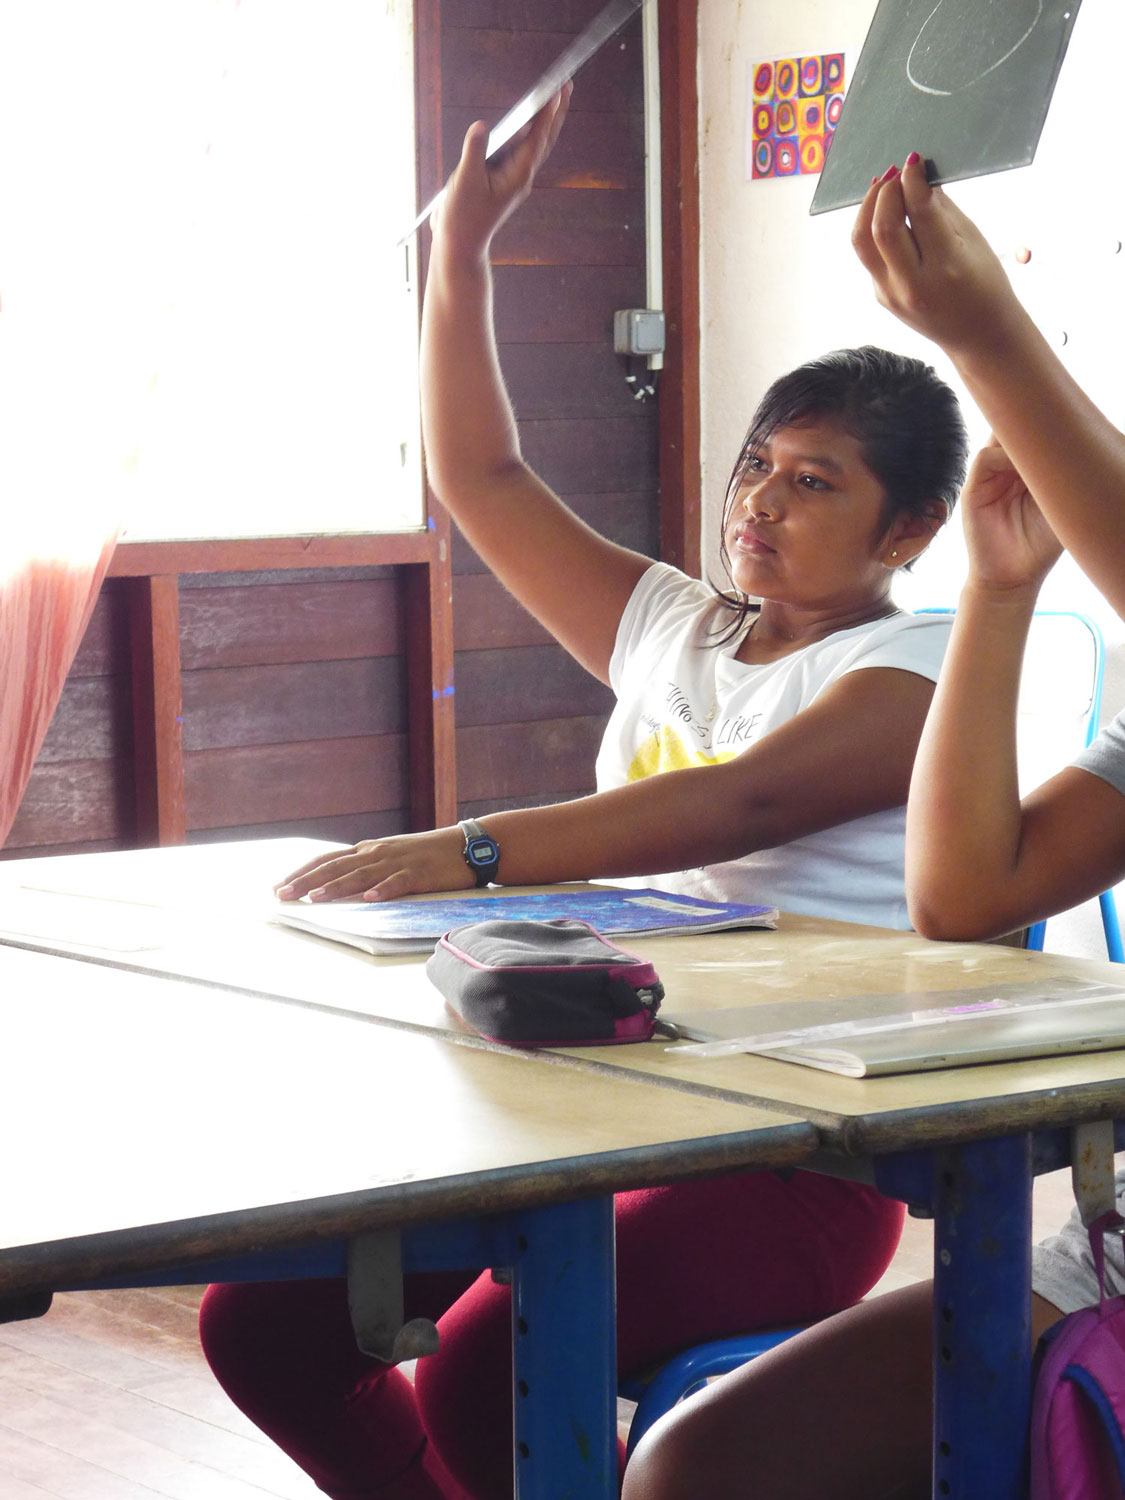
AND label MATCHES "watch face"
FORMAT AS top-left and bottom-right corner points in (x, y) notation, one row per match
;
(467, 837), (499, 867)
